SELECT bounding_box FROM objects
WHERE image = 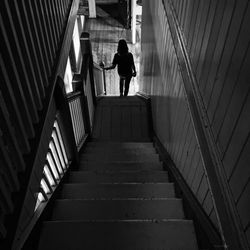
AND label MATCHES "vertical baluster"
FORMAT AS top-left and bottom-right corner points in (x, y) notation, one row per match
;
(69, 101), (77, 144)
(47, 152), (61, 180)
(42, 173), (53, 194)
(39, 186), (48, 202)
(76, 98), (83, 142)
(44, 164), (57, 186)
(49, 142), (63, 175)
(45, 159), (59, 184)
(75, 99), (80, 143)
(80, 97), (86, 138)
(52, 131), (66, 170)
(54, 120), (69, 165)
(73, 100), (80, 145)
(51, 133), (66, 172)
